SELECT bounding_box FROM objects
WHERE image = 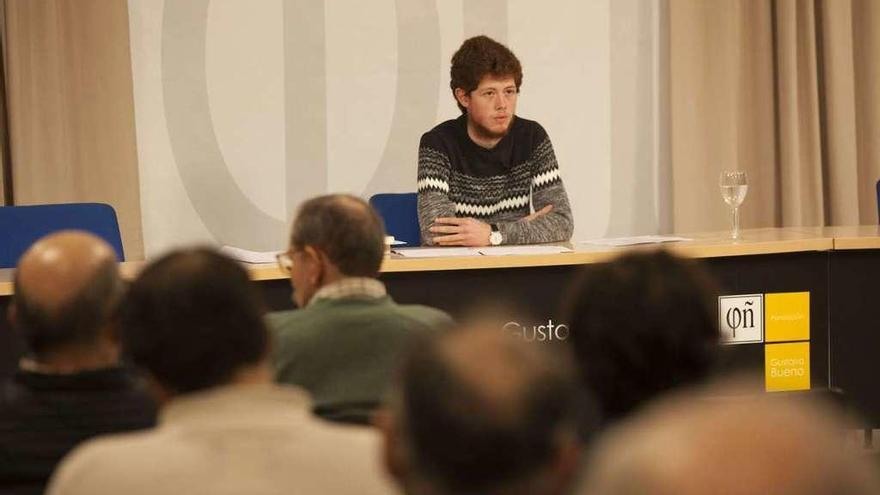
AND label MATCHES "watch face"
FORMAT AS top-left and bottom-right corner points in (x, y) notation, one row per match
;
(490, 231), (503, 246)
